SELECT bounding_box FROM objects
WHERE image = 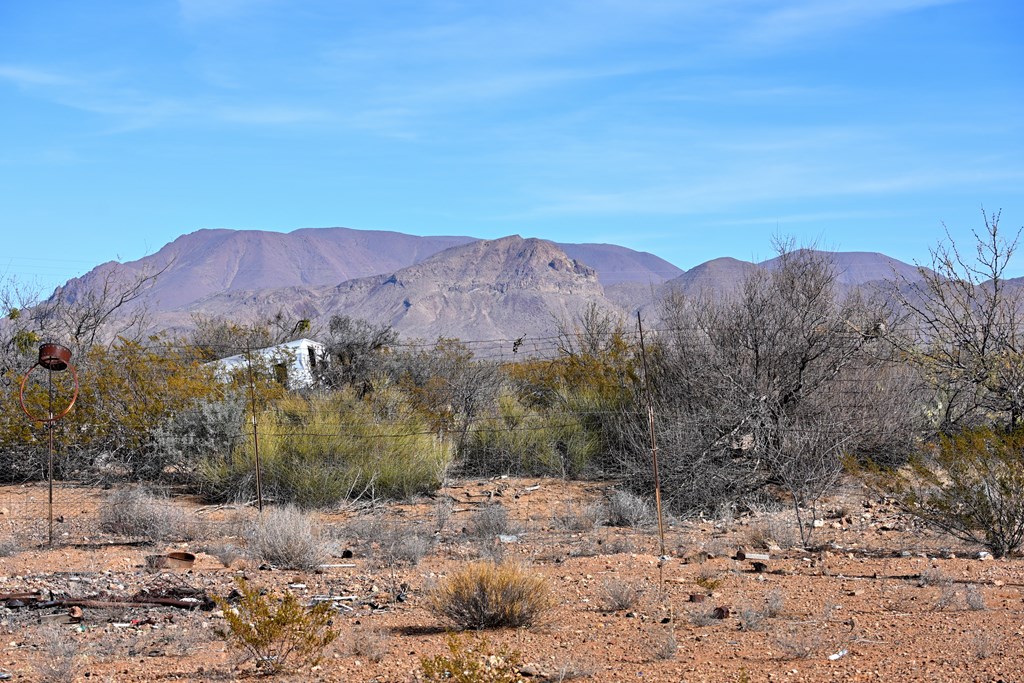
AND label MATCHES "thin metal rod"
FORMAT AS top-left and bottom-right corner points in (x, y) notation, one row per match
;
(47, 368), (54, 546)
(245, 343), (264, 513)
(637, 313), (667, 561)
